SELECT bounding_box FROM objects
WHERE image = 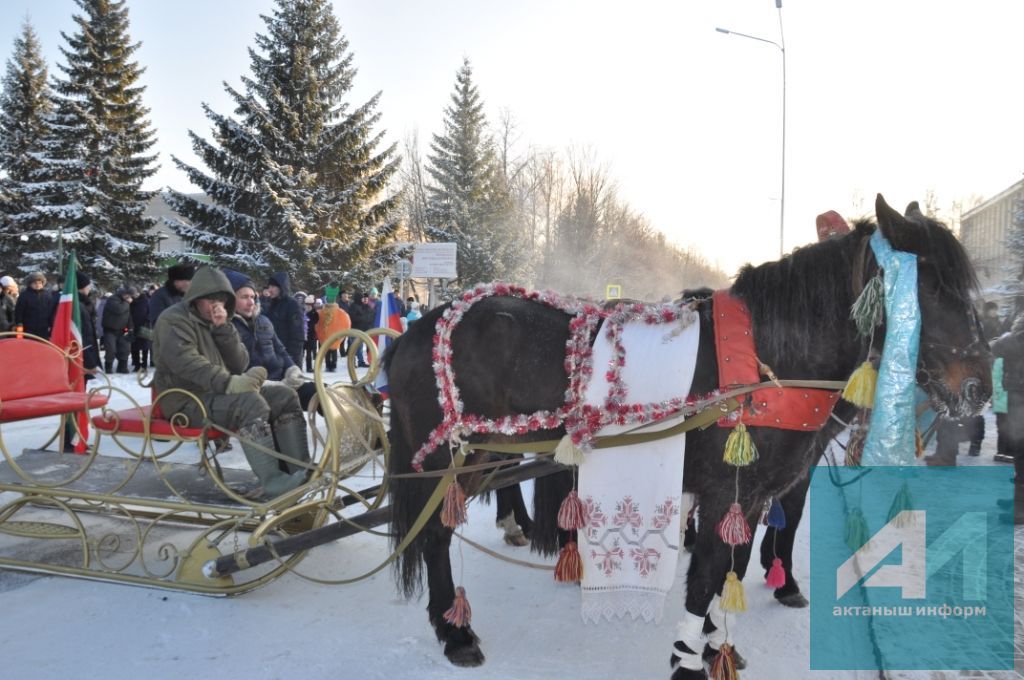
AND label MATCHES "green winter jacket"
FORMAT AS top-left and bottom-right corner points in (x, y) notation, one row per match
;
(152, 266), (250, 418)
